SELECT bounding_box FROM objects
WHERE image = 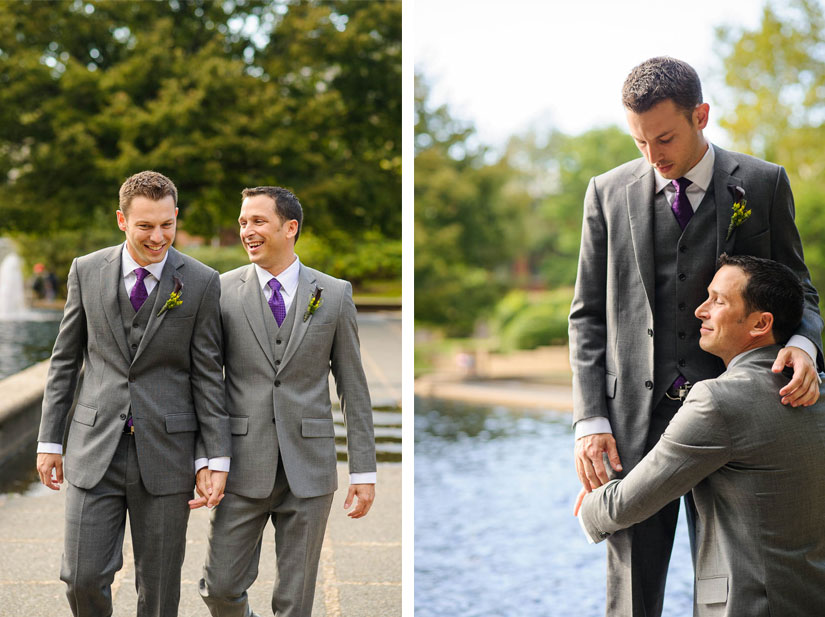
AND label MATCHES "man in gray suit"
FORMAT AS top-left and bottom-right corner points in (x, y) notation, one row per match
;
(35, 170), (231, 617)
(195, 186), (376, 617)
(568, 57), (824, 616)
(576, 254), (825, 616)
